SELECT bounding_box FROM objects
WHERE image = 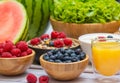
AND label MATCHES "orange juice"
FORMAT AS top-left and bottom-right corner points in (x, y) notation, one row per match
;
(92, 42), (120, 76)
